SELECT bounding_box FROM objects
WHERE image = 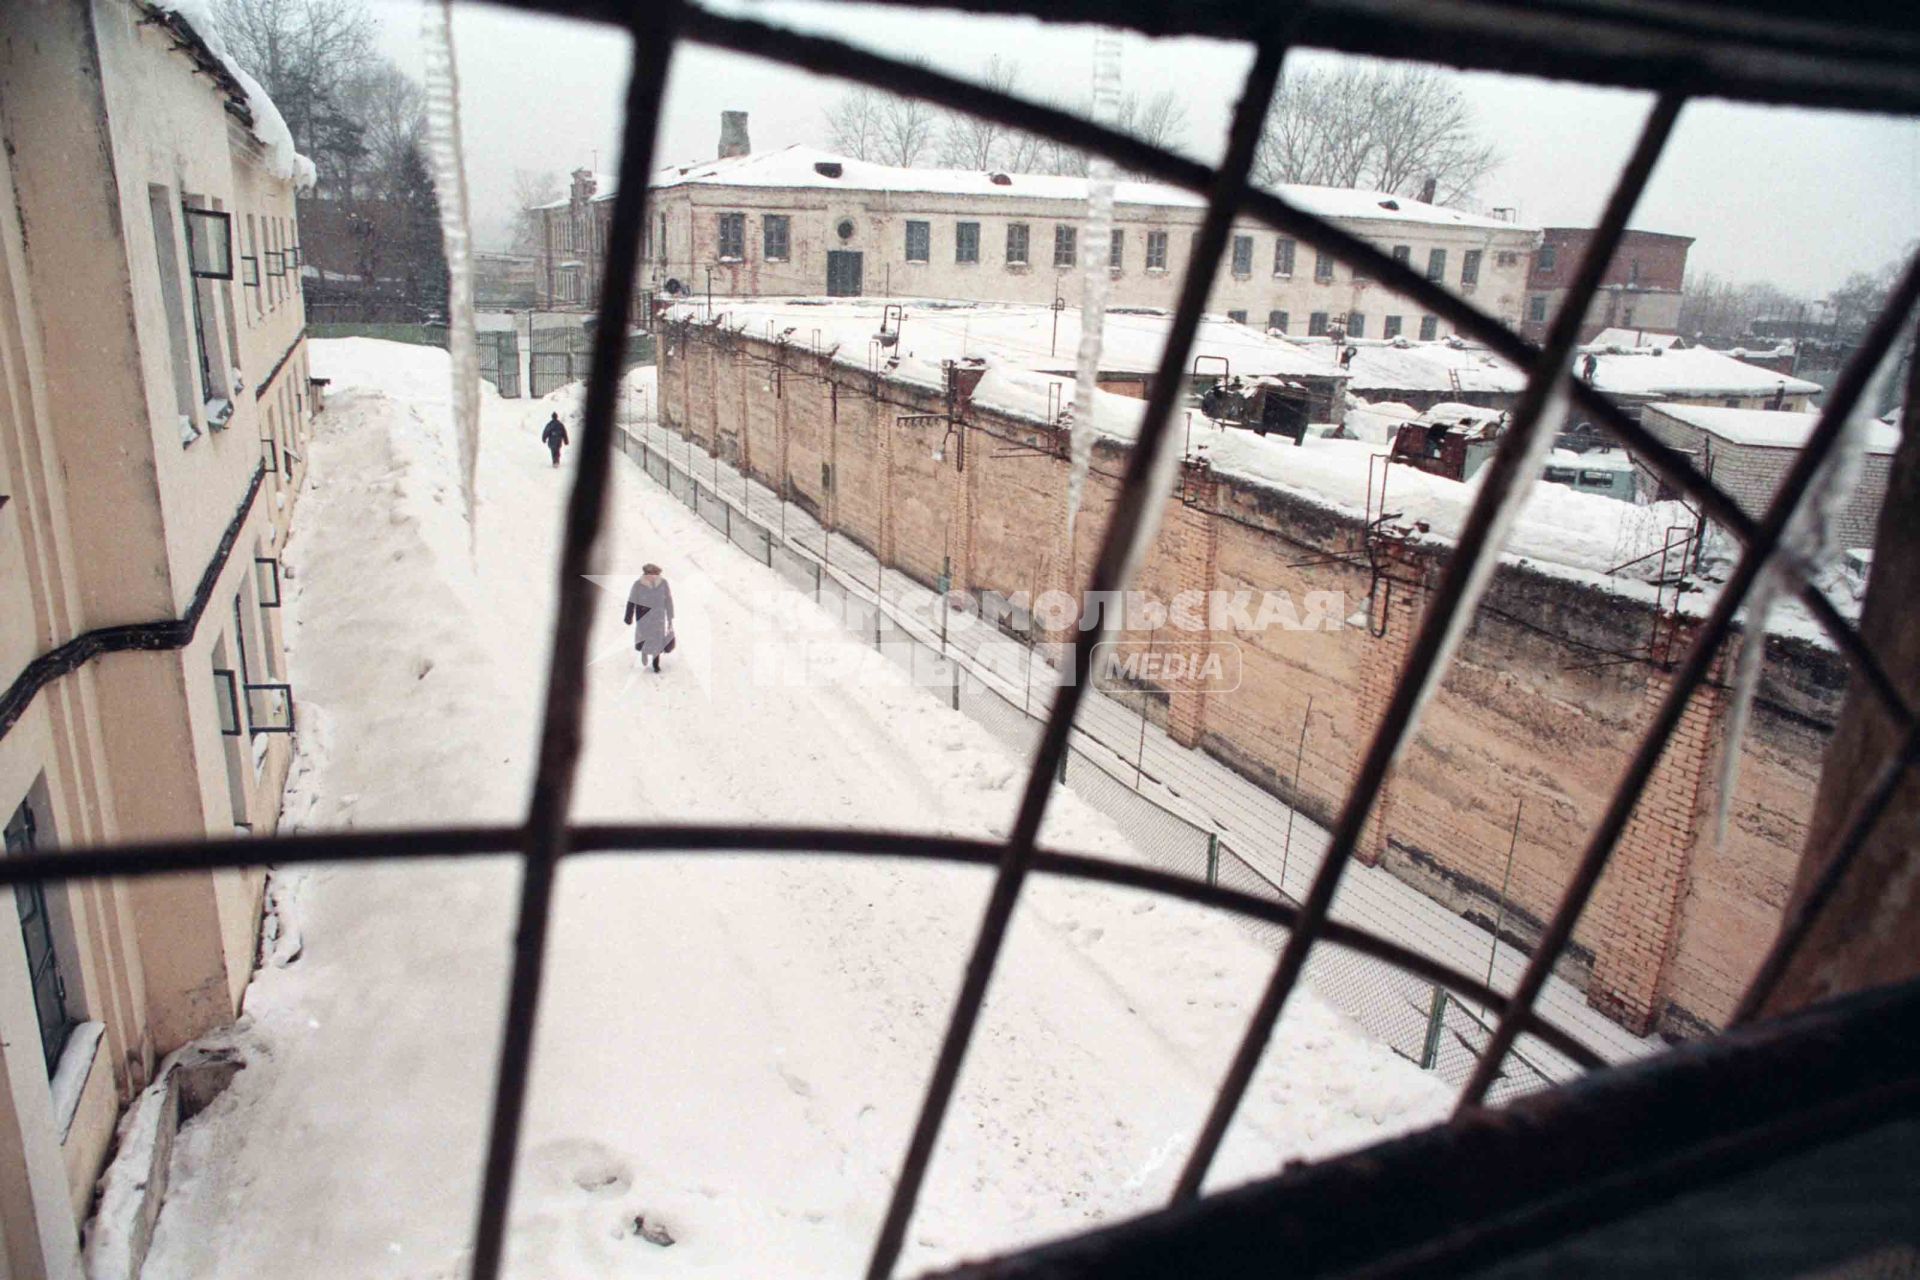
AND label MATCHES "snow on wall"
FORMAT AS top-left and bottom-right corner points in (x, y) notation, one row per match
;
(152, 0), (317, 189)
